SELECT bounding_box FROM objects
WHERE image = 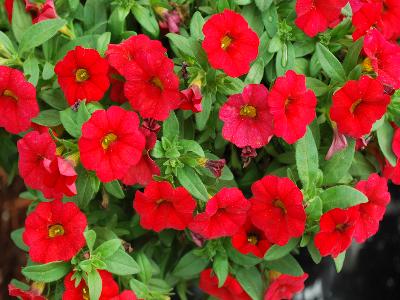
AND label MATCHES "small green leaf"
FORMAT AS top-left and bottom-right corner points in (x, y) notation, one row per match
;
(320, 185), (368, 212)
(104, 180), (125, 199)
(42, 62), (55, 80)
(71, 166), (100, 208)
(96, 32), (111, 56)
(176, 166), (208, 201)
(334, 251), (346, 272)
(296, 127), (319, 188)
(166, 33), (195, 57)
(131, 4), (159, 38)
(377, 120), (397, 167)
(307, 240), (322, 264)
(11, 0), (32, 42)
(84, 230), (97, 253)
(22, 262), (71, 283)
(190, 11), (205, 40)
(88, 269), (102, 300)
(316, 43), (346, 82)
(265, 254), (304, 276)
(264, 238), (299, 261)
(172, 250), (208, 278)
(343, 37), (364, 74)
(0, 31), (17, 55)
(195, 91), (212, 131)
(60, 102), (91, 138)
(255, 0), (273, 11)
(39, 89), (68, 110)
(306, 77), (329, 97)
(11, 228), (29, 251)
(93, 239), (121, 259)
(245, 58), (265, 84)
(103, 249), (140, 275)
(163, 111), (180, 140)
(23, 56), (39, 85)
(235, 266), (264, 300)
(32, 109), (61, 127)
(213, 252), (228, 287)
